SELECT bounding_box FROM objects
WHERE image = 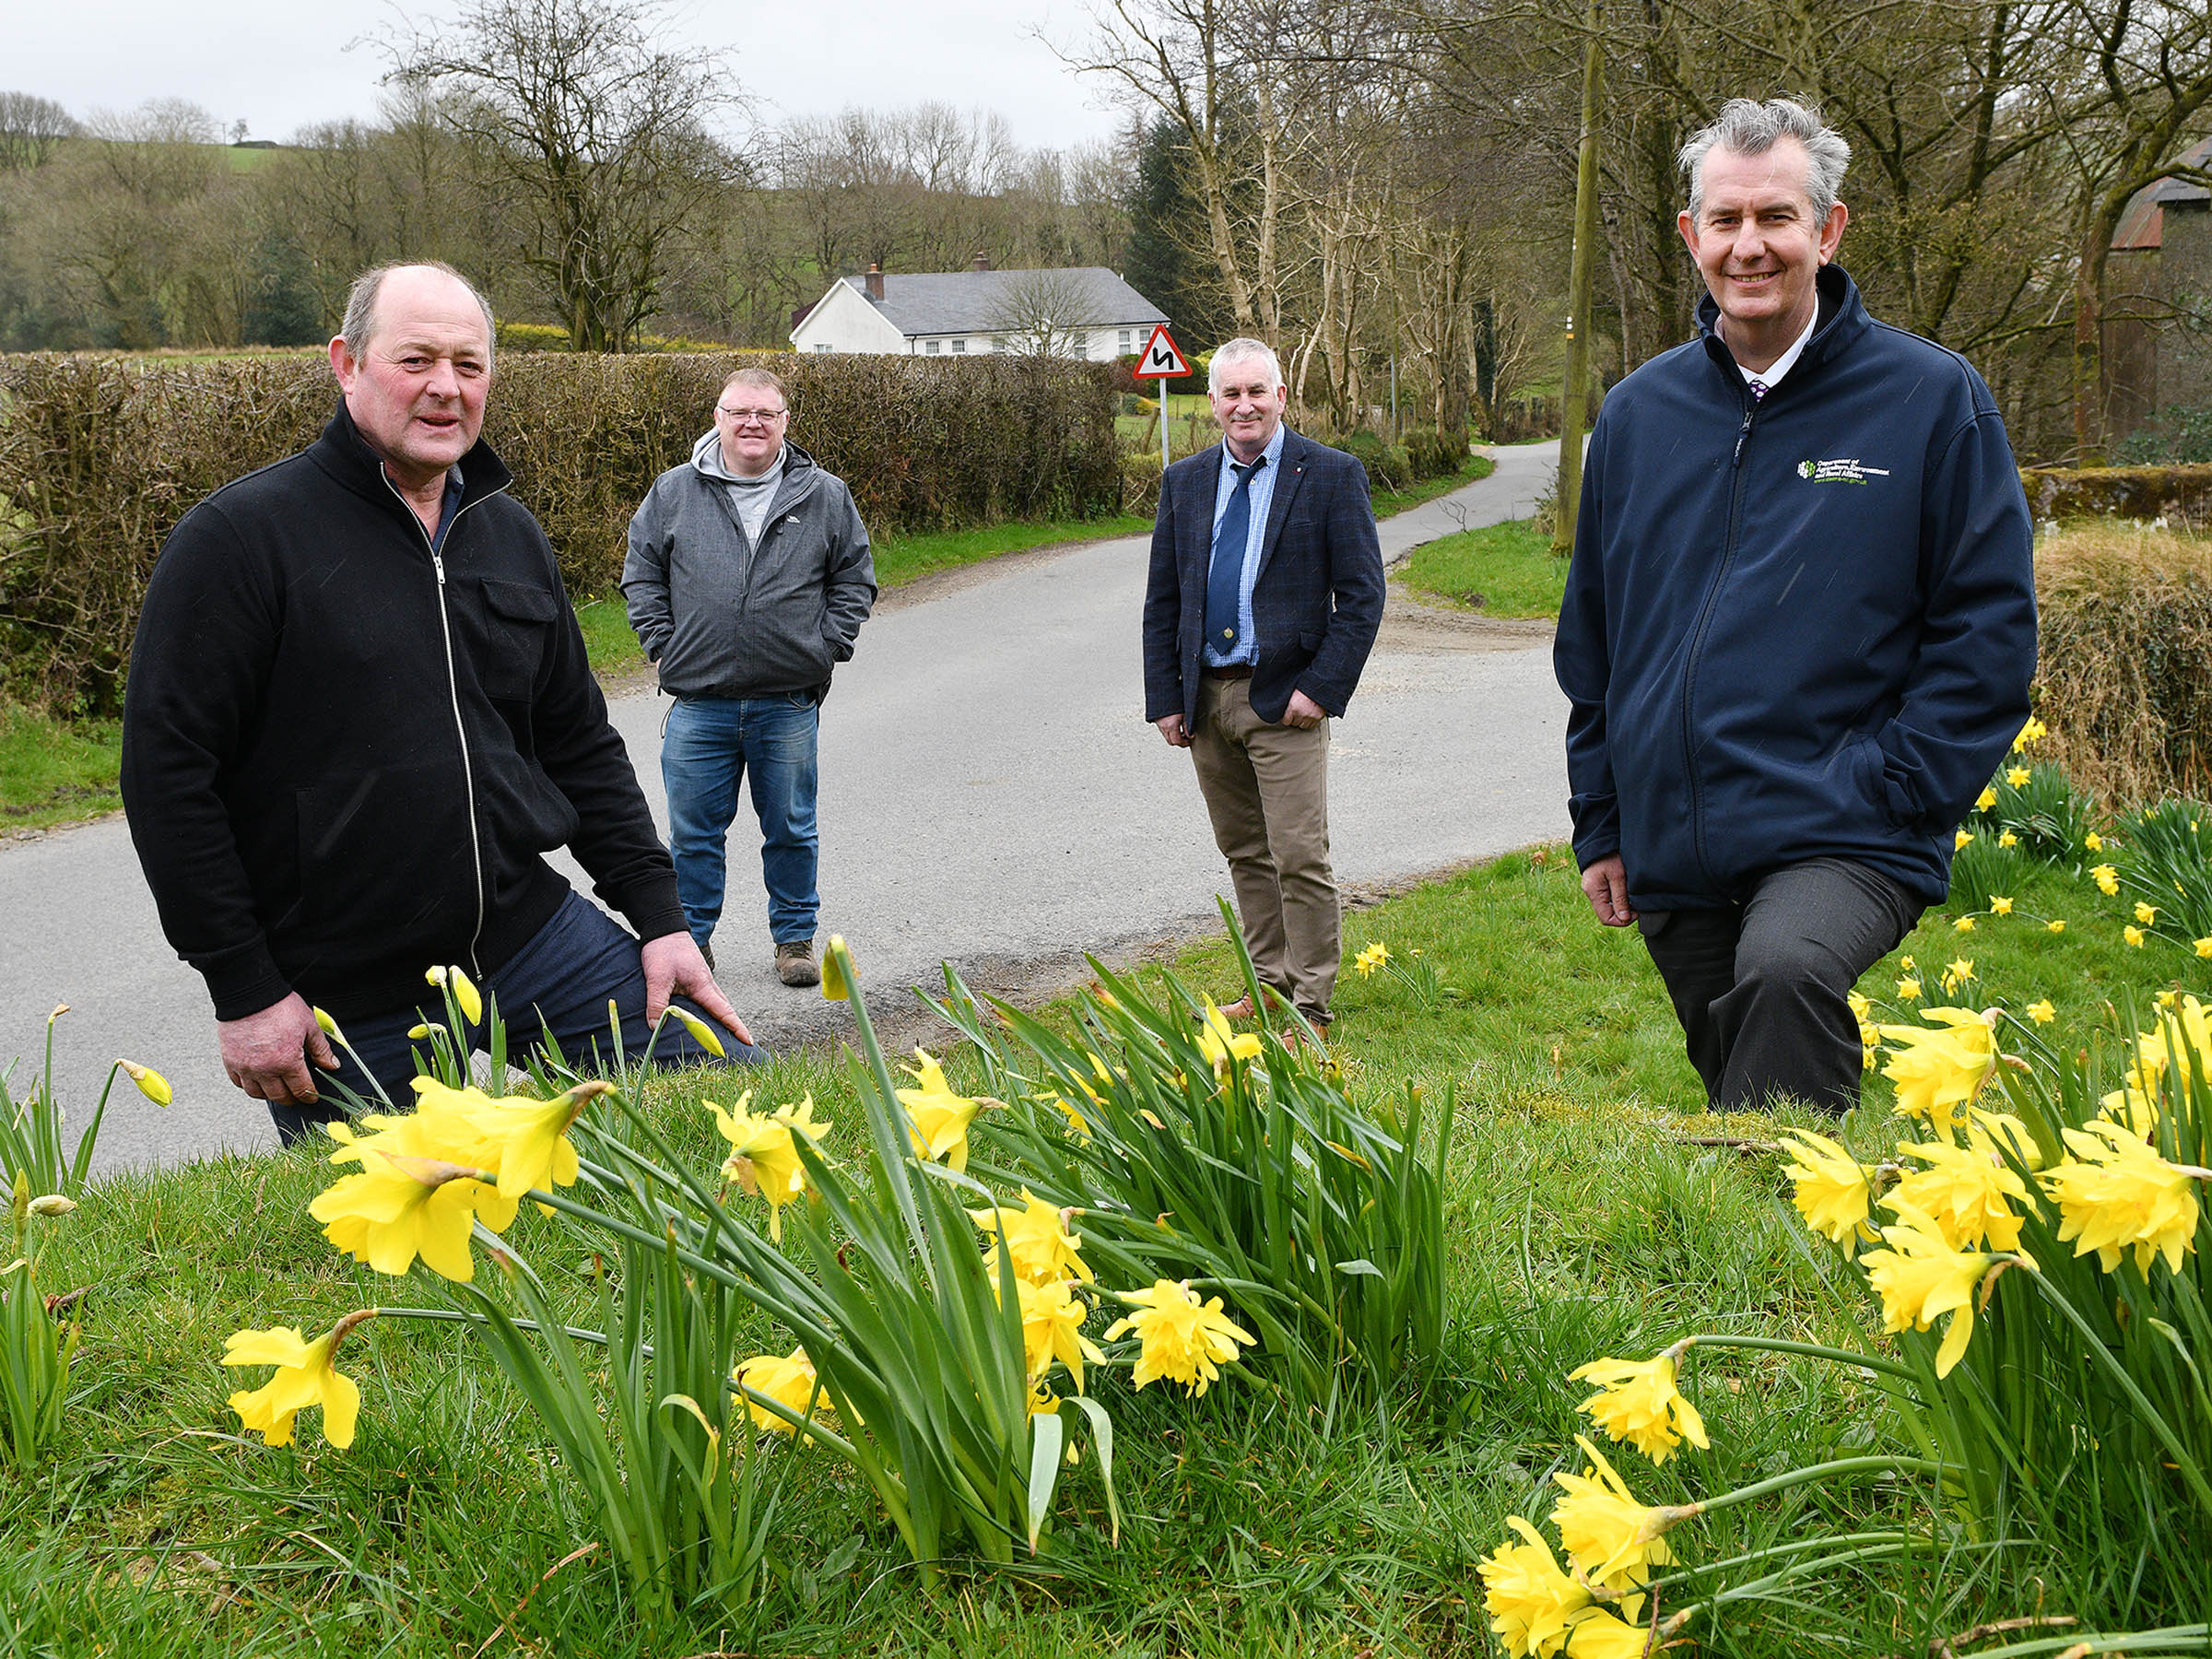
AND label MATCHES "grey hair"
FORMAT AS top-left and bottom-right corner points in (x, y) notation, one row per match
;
(721, 365), (789, 407)
(1680, 99), (1851, 223)
(1208, 336), (1284, 394)
(339, 261), (498, 363)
